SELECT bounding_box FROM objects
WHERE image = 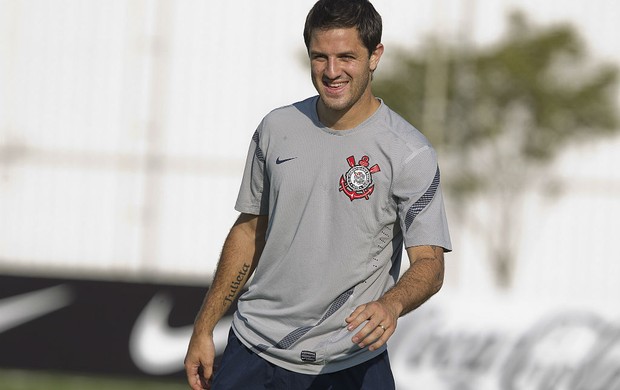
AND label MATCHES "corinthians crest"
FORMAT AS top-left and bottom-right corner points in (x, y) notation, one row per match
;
(339, 155), (381, 201)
